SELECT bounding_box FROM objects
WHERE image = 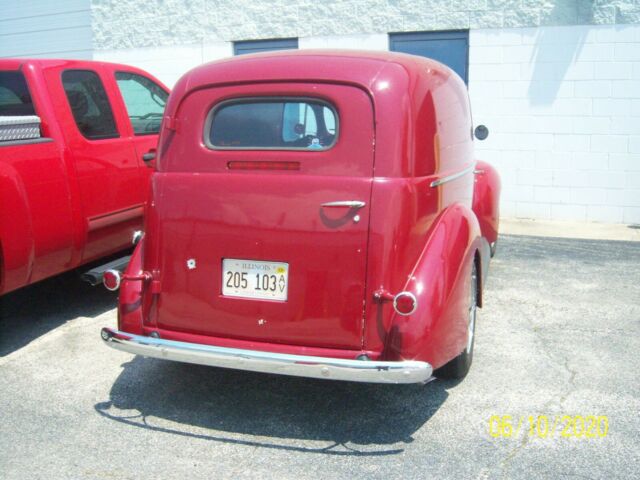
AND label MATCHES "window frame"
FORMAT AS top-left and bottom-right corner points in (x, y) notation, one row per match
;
(233, 38), (299, 56)
(203, 96), (340, 152)
(114, 70), (169, 137)
(61, 69), (120, 141)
